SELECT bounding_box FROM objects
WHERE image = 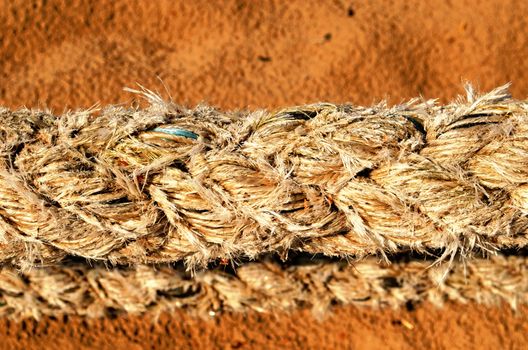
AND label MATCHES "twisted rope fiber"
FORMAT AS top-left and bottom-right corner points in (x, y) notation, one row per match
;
(1, 255), (526, 319)
(1, 85), (528, 268)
